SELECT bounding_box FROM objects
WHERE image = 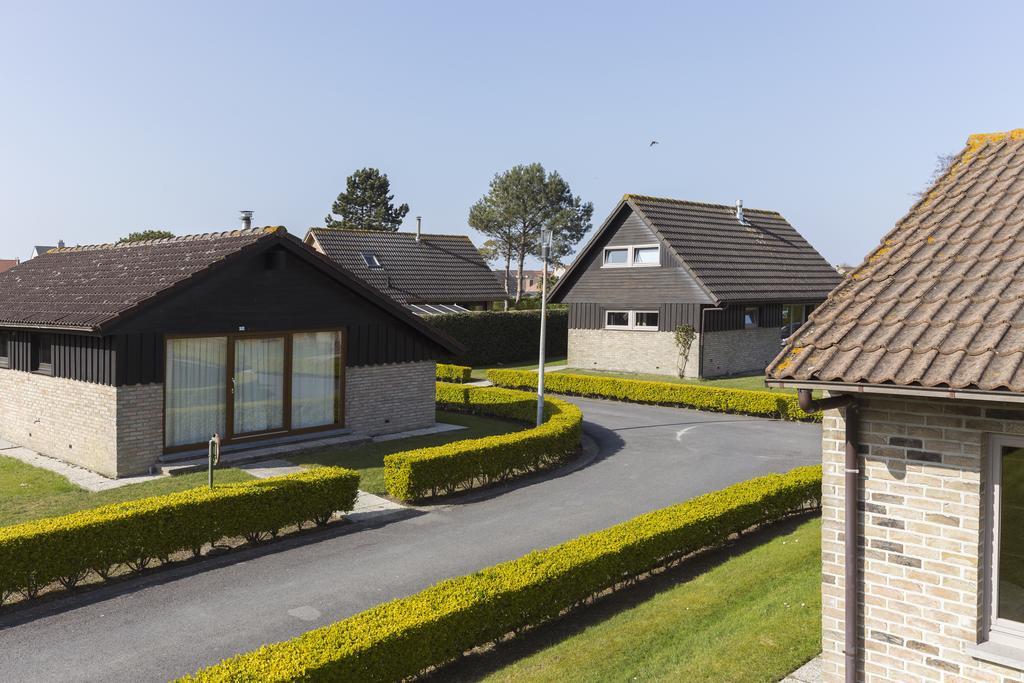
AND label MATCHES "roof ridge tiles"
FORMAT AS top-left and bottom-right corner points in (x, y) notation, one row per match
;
(51, 226), (281, 253)
(309, 227), (468, 239)
(624, 193), (782, 215)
